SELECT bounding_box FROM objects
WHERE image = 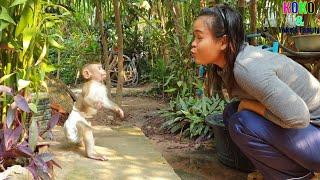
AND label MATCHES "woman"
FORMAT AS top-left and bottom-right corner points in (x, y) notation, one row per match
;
(191, 4), (320, 179)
